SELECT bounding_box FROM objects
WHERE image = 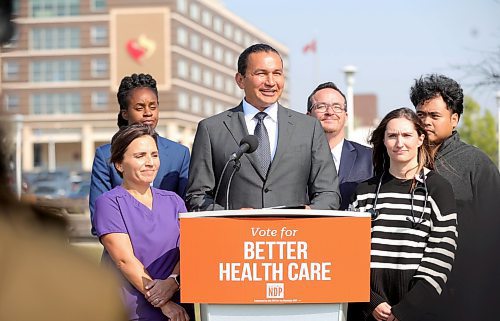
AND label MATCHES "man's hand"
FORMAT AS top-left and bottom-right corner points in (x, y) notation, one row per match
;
(145, 278), (178, 308)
